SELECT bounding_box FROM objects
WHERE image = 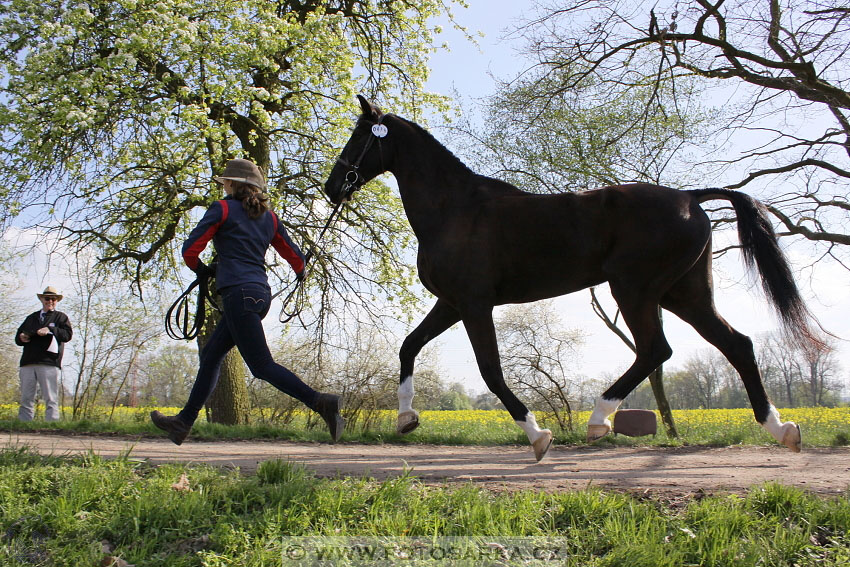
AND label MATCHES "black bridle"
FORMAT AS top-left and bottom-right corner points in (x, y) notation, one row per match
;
(334, 116), (387, 200)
